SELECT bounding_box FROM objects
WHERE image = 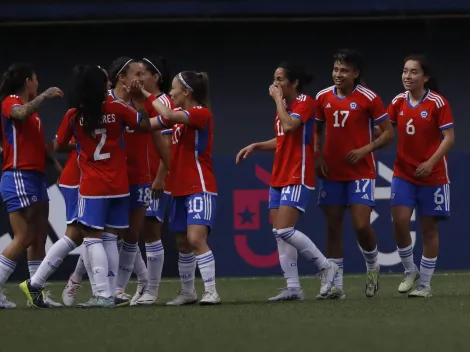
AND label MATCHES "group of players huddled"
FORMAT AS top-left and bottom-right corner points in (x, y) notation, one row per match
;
(0, 48), (454, 309)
